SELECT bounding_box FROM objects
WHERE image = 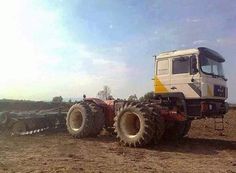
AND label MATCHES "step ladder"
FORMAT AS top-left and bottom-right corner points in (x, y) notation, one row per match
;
(214, 116), (224, 131)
